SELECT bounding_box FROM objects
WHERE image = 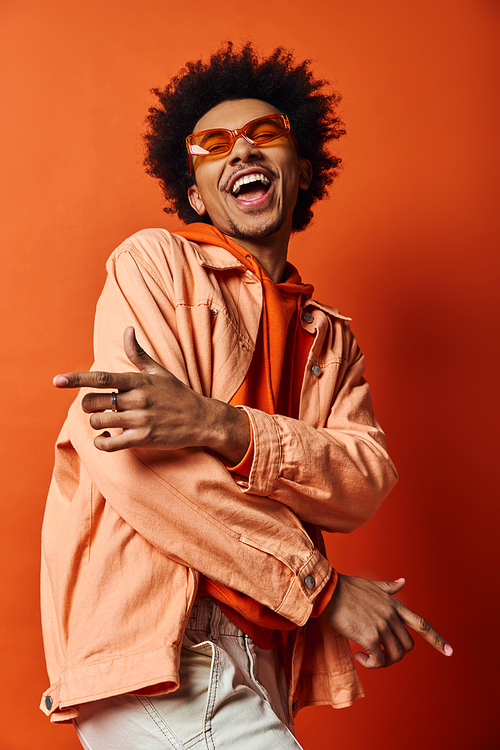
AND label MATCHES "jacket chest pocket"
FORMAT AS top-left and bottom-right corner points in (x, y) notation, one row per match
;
(298, 357), (344, 427)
